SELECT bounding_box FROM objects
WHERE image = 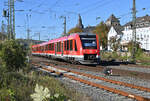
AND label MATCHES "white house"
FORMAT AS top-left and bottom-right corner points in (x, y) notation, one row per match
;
(107, 26), (123, 51)
(107, 15), (150, 51)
